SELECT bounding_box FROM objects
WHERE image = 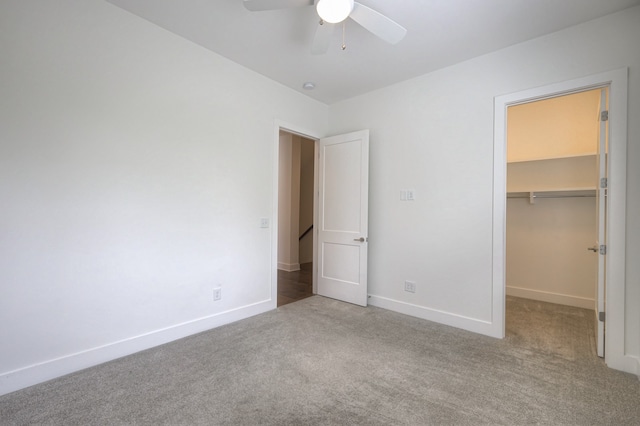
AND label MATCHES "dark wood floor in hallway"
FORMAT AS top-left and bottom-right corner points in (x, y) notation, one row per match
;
(277, 263), (313, 307)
